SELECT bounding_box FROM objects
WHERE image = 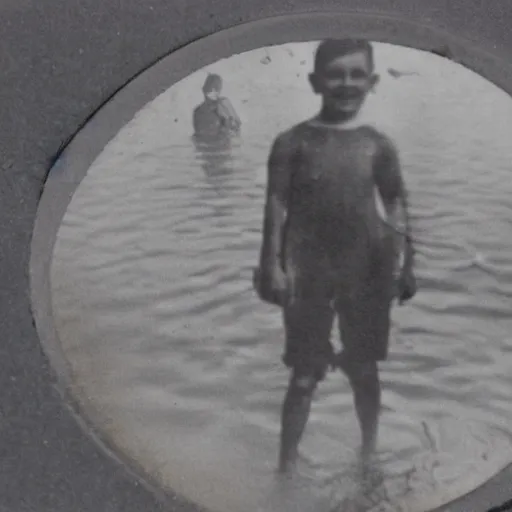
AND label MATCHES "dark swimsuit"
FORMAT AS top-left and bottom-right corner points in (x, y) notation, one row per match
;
(280, 122), (397, 379)
(193, 98), (240, 140)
